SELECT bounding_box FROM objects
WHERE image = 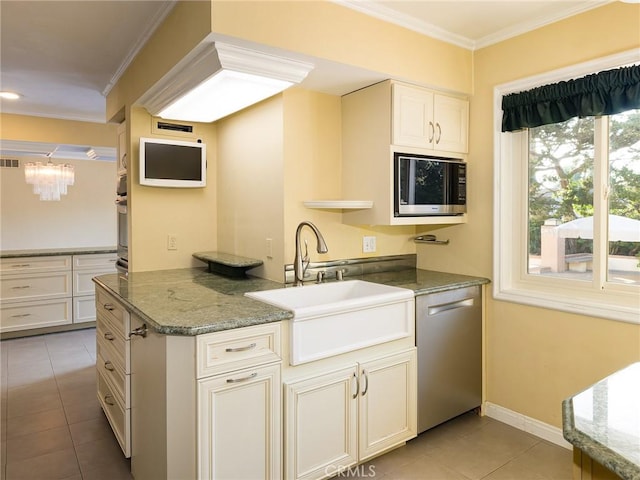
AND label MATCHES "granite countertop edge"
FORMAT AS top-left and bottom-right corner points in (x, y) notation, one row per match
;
(562, 375), (640, 480)
(1, 247), (117, 258)
(93, 267), (490, 336)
